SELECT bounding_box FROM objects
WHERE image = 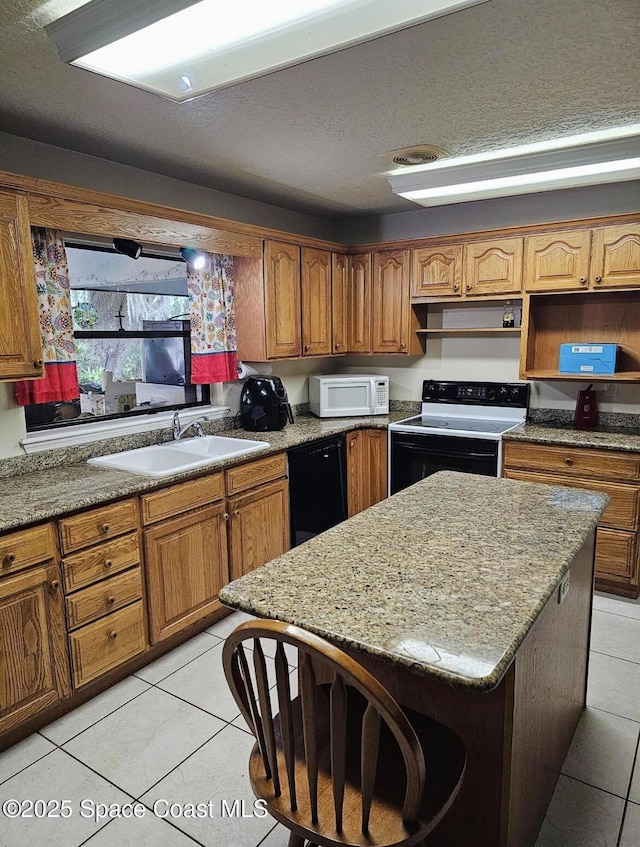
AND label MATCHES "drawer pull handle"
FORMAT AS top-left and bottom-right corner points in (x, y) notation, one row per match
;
(465, 283), (472, 291)
(594, 275), (602, 284)
(106, 595), (116, 605)
(109, 630), (118, 640)
(3, 552), (16, 566)
(49, 579), (60, 592)
(34, 358), (43, 368)
(579, 277), (587, 284)
(565, 458), (573, 466)
(453, 283), (460, 291)
(104, 559), (113, 569)
(100, 523), (110, 533)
